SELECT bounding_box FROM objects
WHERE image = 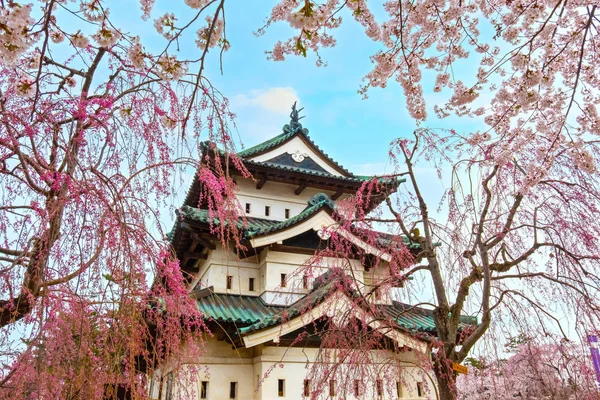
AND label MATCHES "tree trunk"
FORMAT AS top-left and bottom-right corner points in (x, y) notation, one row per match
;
(434, 358), (458, 400)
